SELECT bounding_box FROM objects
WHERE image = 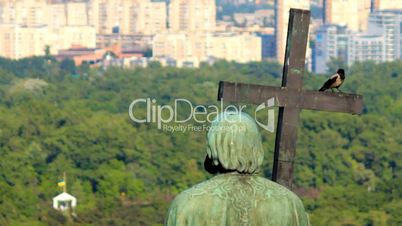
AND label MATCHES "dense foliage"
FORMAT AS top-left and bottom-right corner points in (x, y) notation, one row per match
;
(0, 57), (401, 226)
